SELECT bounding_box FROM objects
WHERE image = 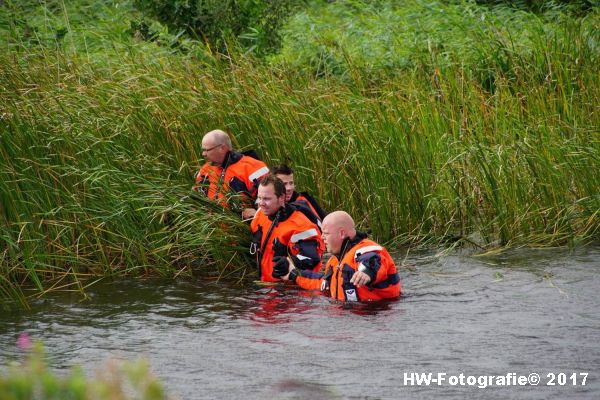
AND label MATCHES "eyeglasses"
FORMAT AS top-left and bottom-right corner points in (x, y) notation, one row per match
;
(202, 144), (222, 152)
